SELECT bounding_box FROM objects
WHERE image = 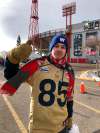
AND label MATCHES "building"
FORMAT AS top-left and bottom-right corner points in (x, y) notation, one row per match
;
(33, 19), (100, 63)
